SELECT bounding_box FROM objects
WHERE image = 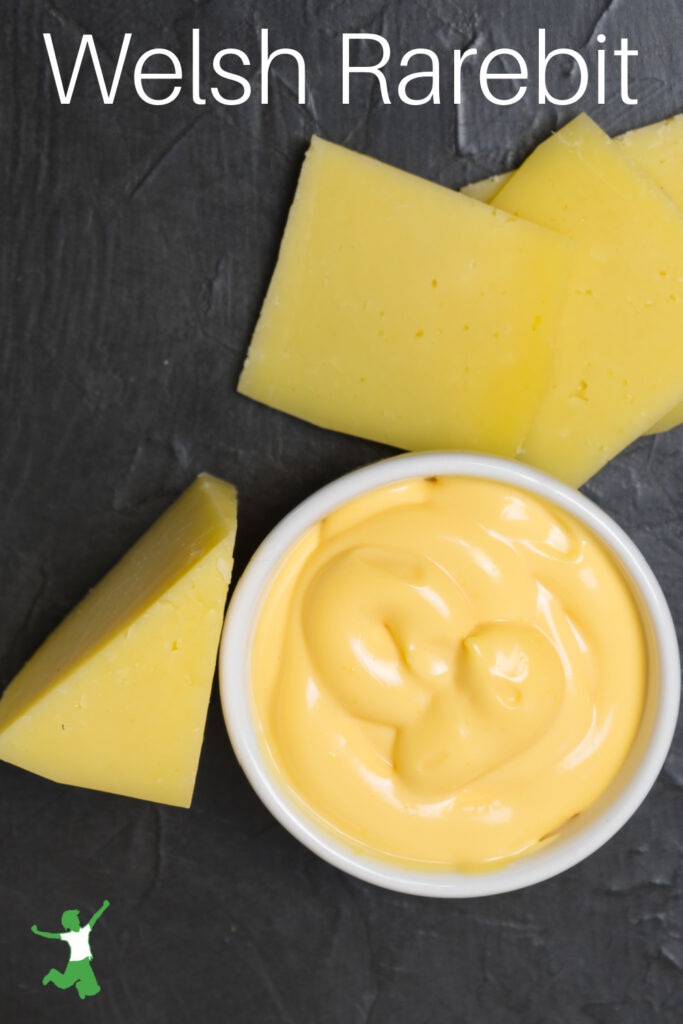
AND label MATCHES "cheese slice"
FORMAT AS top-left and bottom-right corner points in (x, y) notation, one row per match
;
(492, 114), (683, 486)
(461, 114), (683, 434)
(651, 400), (683, 433)
(0, 474), (237, 807)
(461, 114), (683, 206)
(238, 136), (573, 459)
(622, 117), (683, 433)
(618, 114), (683, 203)
(461, 172), (511, 203)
